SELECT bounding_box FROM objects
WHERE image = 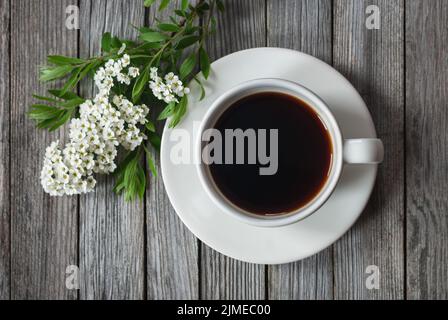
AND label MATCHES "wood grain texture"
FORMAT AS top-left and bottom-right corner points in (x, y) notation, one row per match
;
(0, 0), (10, 300)
(406, 0), (448, 300)
(333, 0), (404, 299)
(201, 0), (266, 300)
(267, 0), (334, 300)
(5, 0), (448, 300)
(10, 0), (78, 299)
(145, 0), (199, 300)
(78, 0), (145, 300)
(267, 0), (332, 62)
